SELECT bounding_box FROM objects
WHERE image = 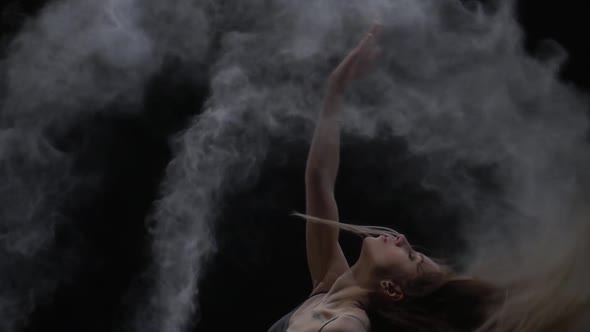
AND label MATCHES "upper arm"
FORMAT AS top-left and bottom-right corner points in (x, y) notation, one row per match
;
(305, 176), (350, 295)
